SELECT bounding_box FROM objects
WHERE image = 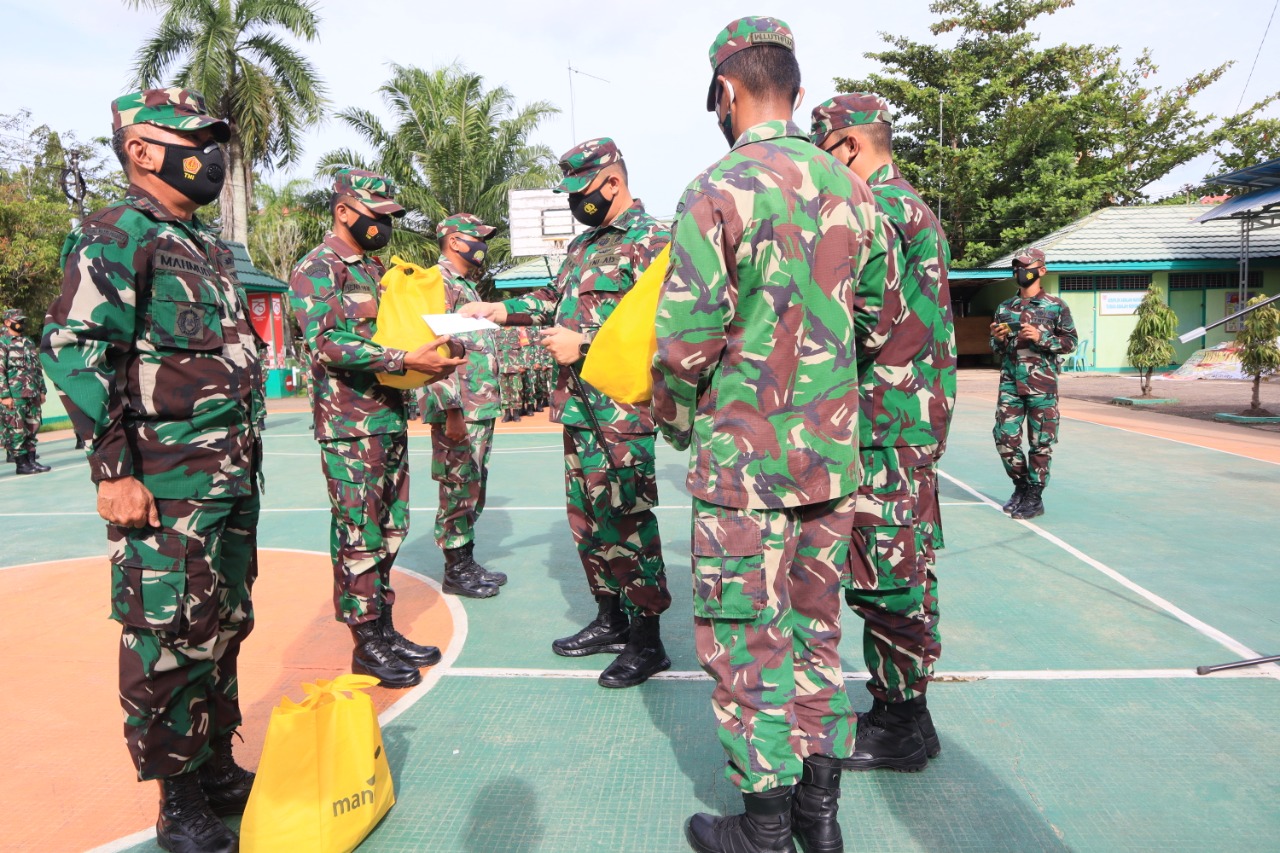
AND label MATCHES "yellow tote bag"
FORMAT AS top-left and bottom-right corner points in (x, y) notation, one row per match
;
(580, 244), (670, 404)
(240, 675), (395, 853)
(373, 255), (449, 389)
